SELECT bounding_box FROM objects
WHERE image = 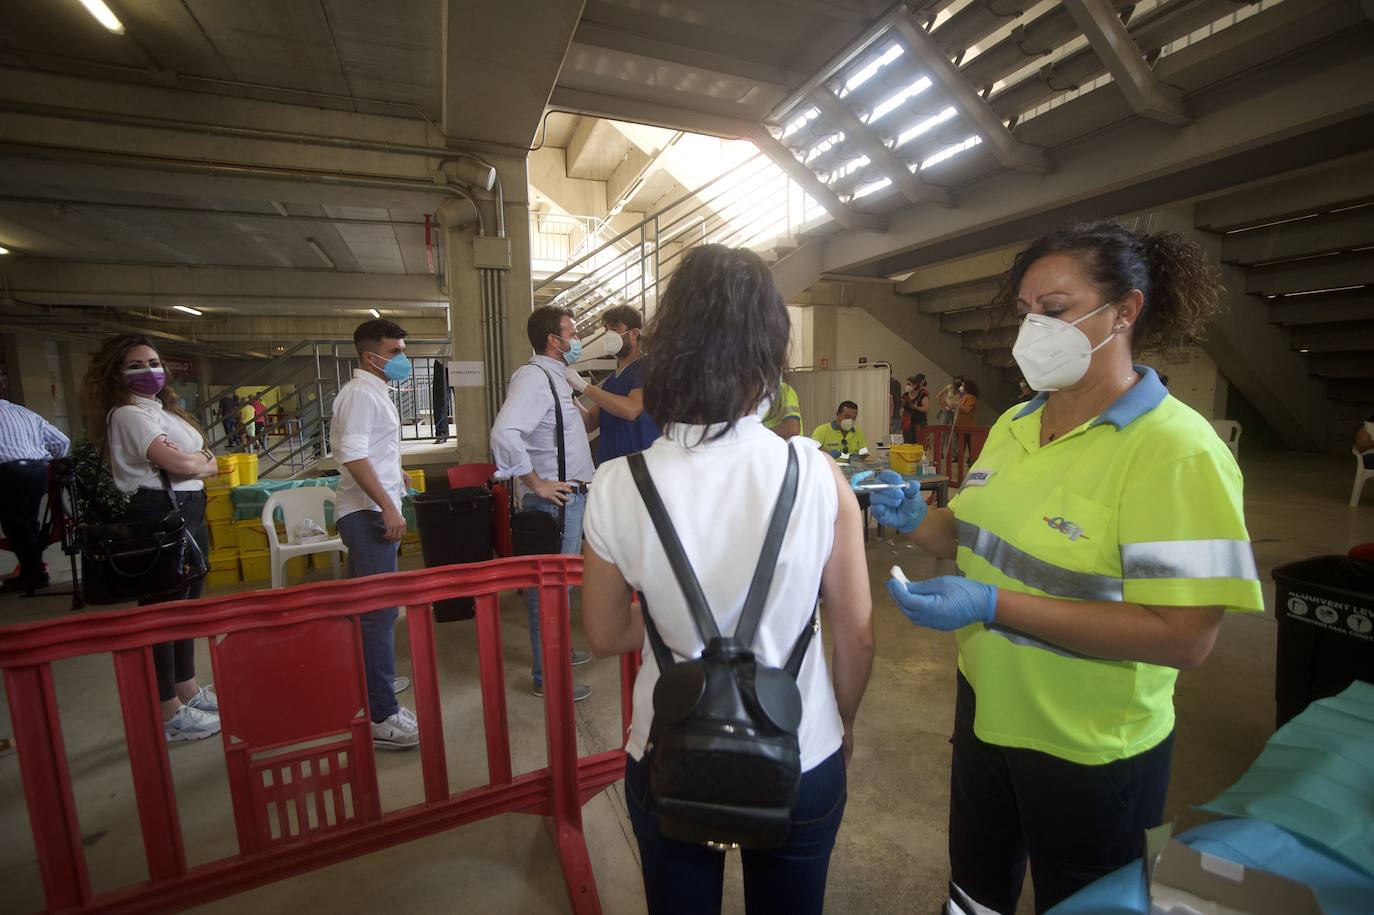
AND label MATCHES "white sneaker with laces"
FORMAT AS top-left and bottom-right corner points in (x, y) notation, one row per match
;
(165, 704), (221, 743)
(371, 706), (419, 750)
(184, 684), (218, 713)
